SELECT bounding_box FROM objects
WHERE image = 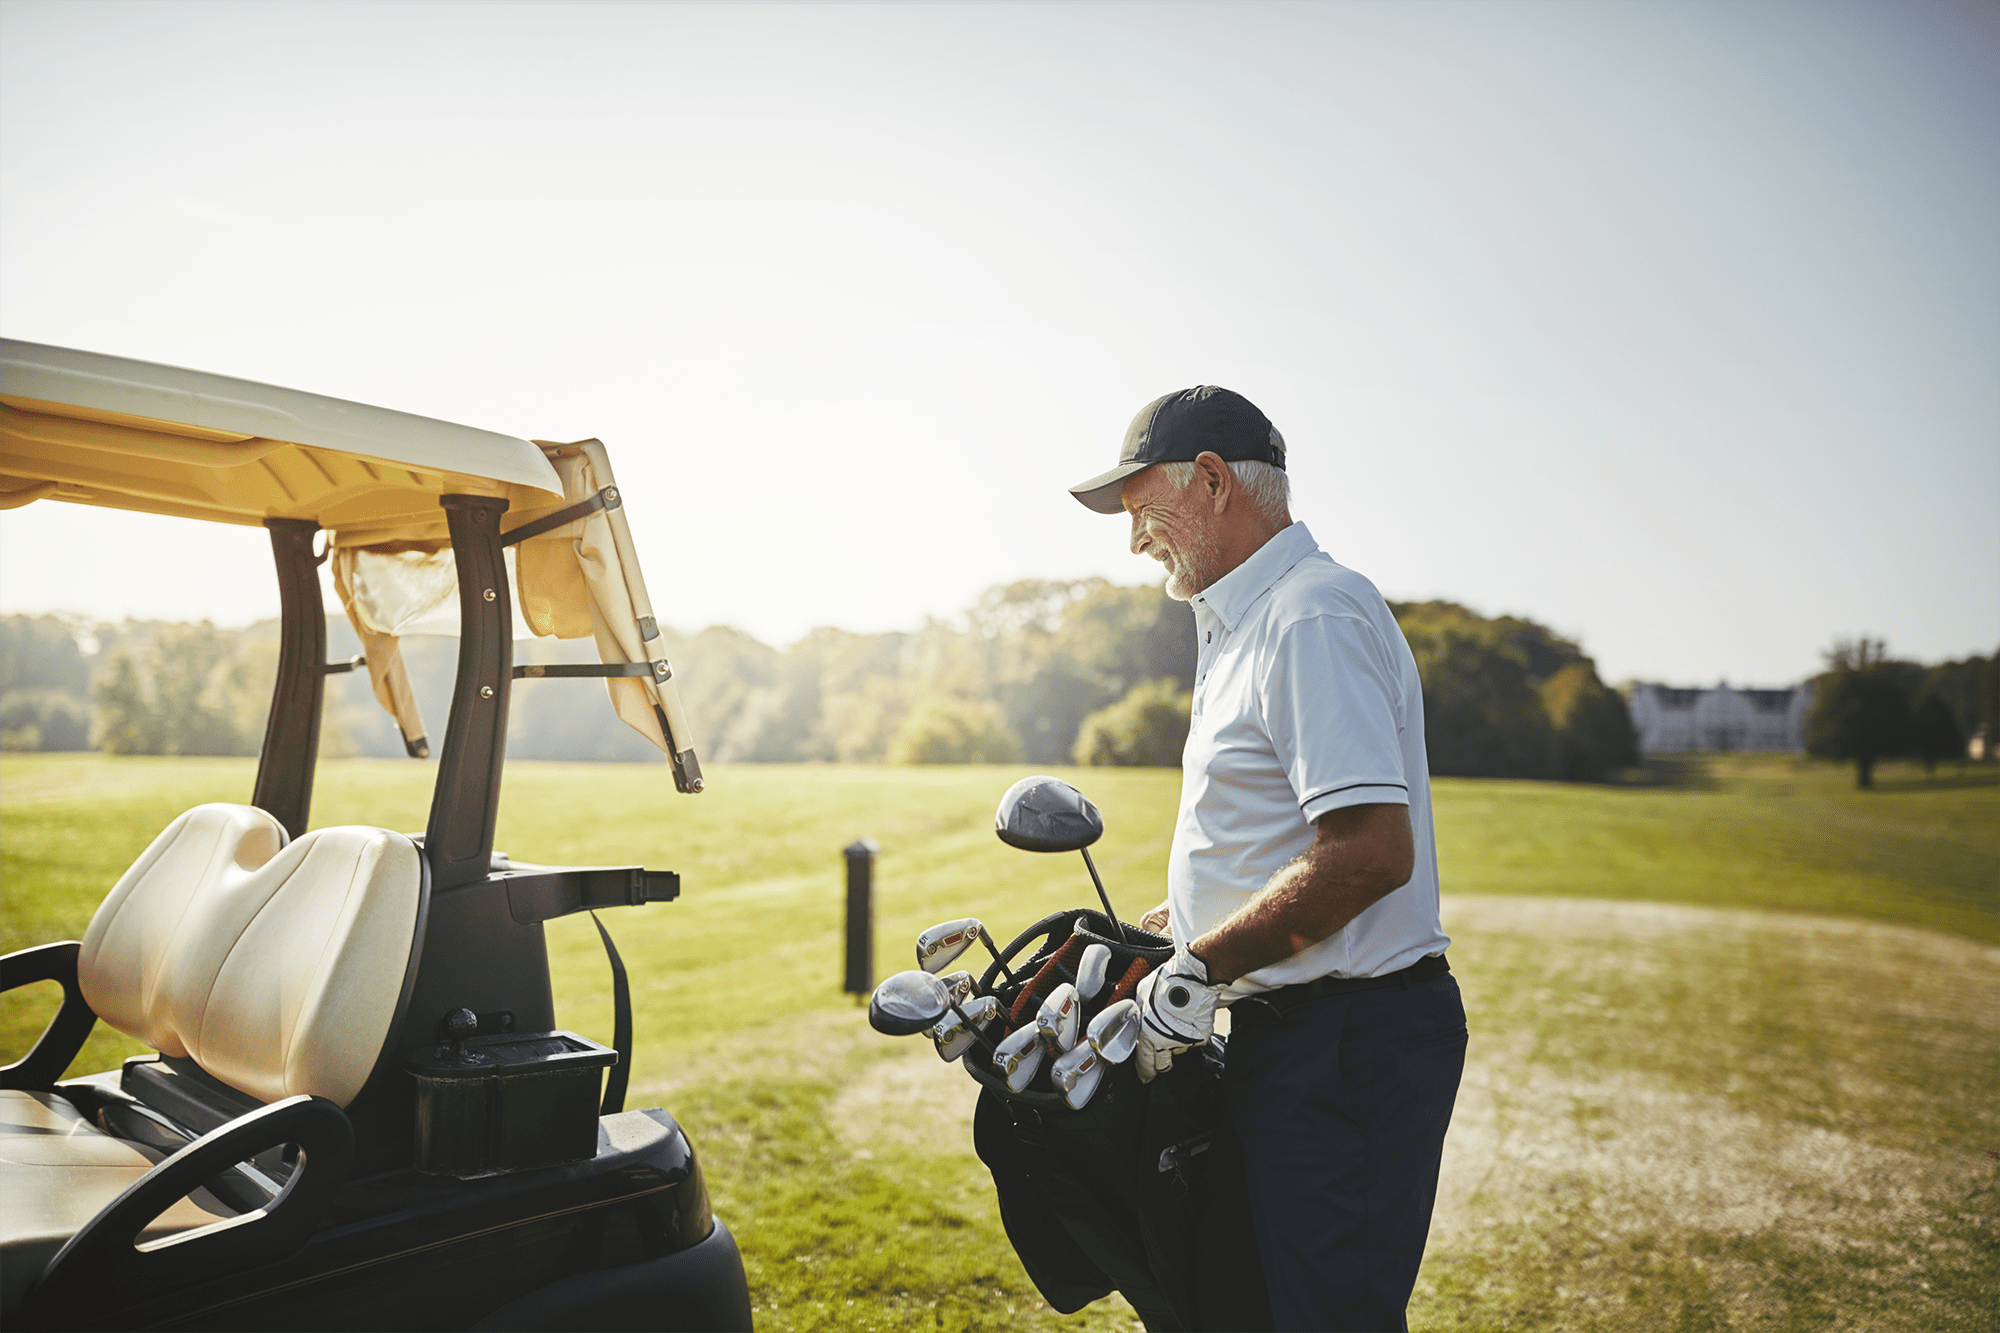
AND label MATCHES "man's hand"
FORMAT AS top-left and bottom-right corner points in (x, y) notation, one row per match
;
(1134, 947), (1224, 1082)
(1140, 899), (1170, 934)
